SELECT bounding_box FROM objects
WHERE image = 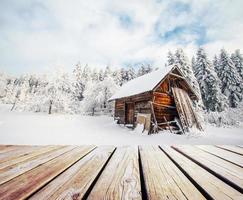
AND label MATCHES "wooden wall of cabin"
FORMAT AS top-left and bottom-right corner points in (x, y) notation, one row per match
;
(114, 92), (153, 125)
(134, 101), (151, 120)
(132, 92), (152, 125)
(153, 78), (179, 123)
(114, 100), (125, 124)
